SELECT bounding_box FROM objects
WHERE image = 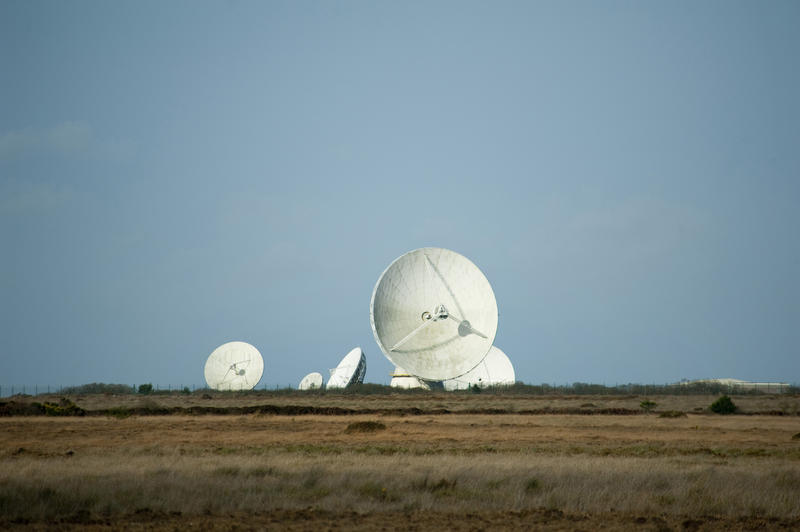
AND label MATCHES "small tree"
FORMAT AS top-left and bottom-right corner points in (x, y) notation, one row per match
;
(137, 383), (153, 395)
(710, 395), (737, 414)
